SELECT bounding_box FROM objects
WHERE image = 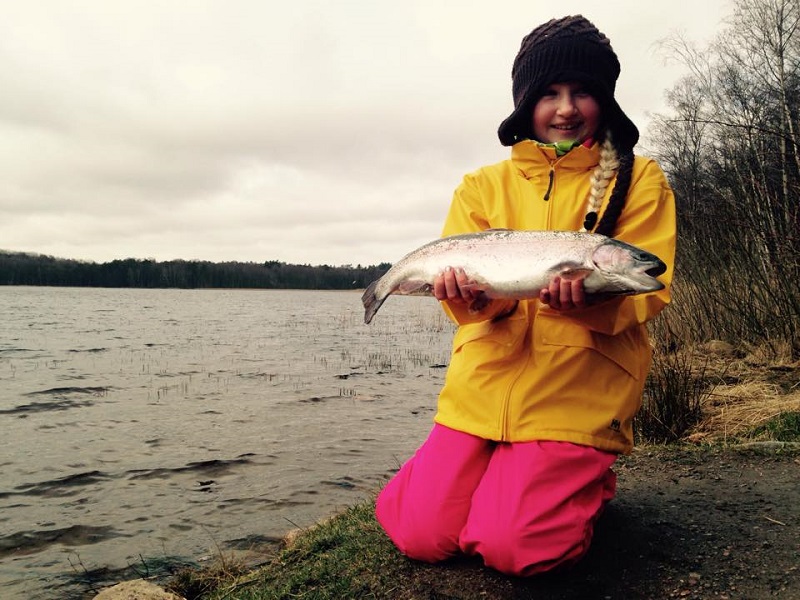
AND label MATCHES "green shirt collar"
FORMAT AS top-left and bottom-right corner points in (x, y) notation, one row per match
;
(535, 140), (582, 156)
